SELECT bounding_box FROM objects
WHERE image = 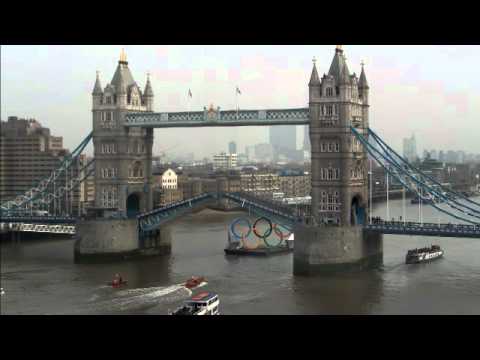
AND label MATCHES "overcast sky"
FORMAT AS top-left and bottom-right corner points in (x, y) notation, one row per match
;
(1, 45), (479, 157)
